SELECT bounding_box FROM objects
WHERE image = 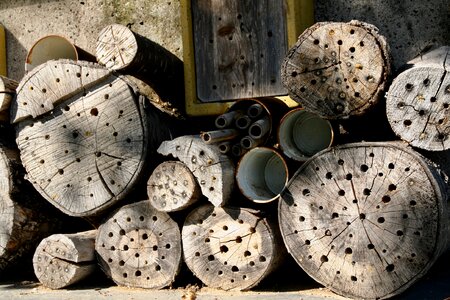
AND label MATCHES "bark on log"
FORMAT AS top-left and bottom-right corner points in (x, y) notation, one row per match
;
(157, 135), (235, 207)
(0, 76), (18, 122)
(182, 204), (284, 291)
(96, 24), (184, 113)
(279, 142), (449, 299)
(147, 161), (201, 212)
(386, 46), (450, 151)
(95, 200), (182, 289)
(281, 20), (391, 119)
(0, 142), (61, 272)
(11, 60), (173, 216)
(33, 230), (97, 289)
